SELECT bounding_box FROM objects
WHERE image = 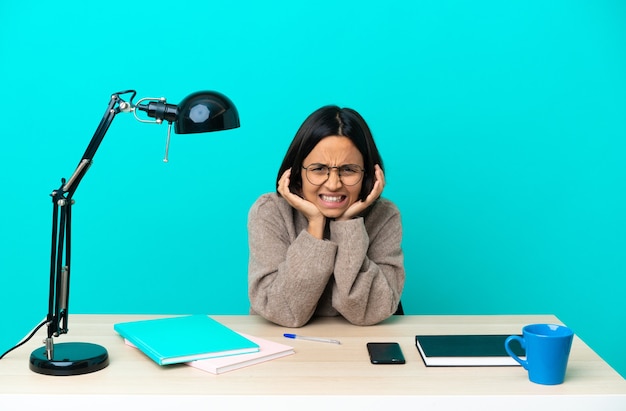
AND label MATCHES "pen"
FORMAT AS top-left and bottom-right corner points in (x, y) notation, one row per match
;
(283, 333), (341, 345)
